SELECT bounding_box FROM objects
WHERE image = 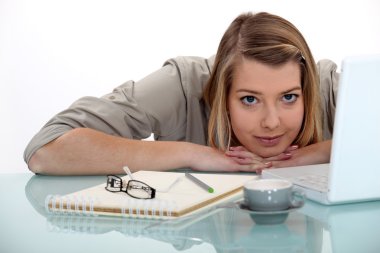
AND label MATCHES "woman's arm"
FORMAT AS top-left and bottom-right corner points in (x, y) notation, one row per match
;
(29, 128), (268, 175)
(24, 57), (216, 175)
(28, 128), (187, 175)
